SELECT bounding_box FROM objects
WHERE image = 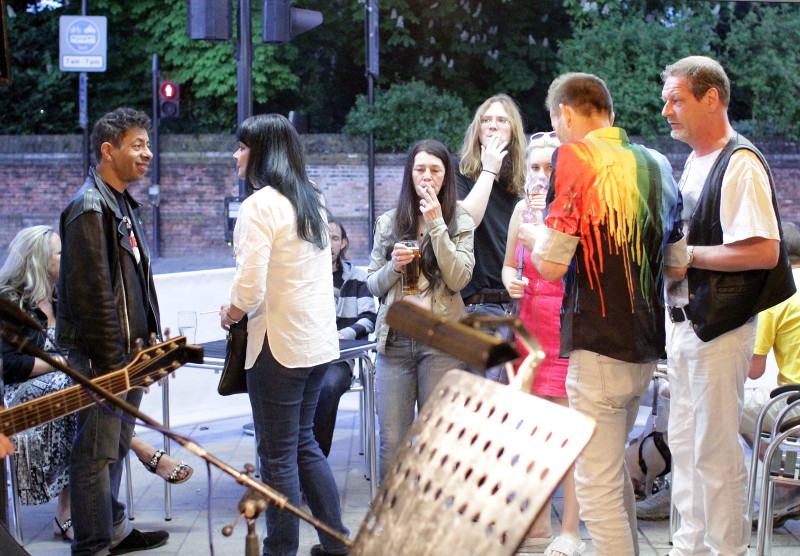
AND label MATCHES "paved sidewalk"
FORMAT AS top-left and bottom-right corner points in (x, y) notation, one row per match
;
(11, 390), (800, 555)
